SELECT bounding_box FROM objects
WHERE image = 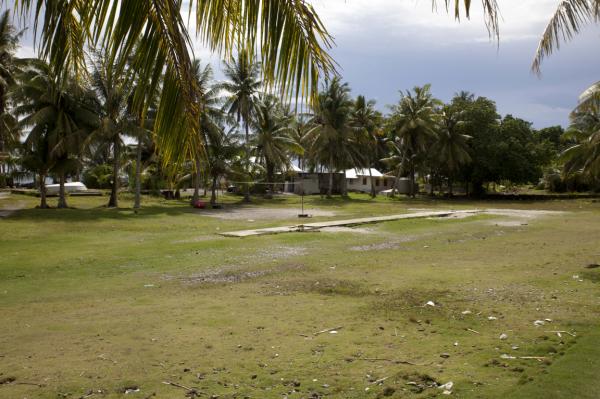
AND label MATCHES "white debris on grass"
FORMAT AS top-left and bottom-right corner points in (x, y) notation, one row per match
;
(499, 333), (508, 340)
(425, 301), (436, 307)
